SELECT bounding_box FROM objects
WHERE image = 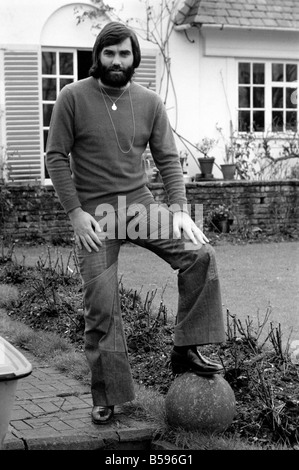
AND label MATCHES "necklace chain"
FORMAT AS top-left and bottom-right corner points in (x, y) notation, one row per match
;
(100, 86), (136, 154)
(100, 86), (128, 111)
